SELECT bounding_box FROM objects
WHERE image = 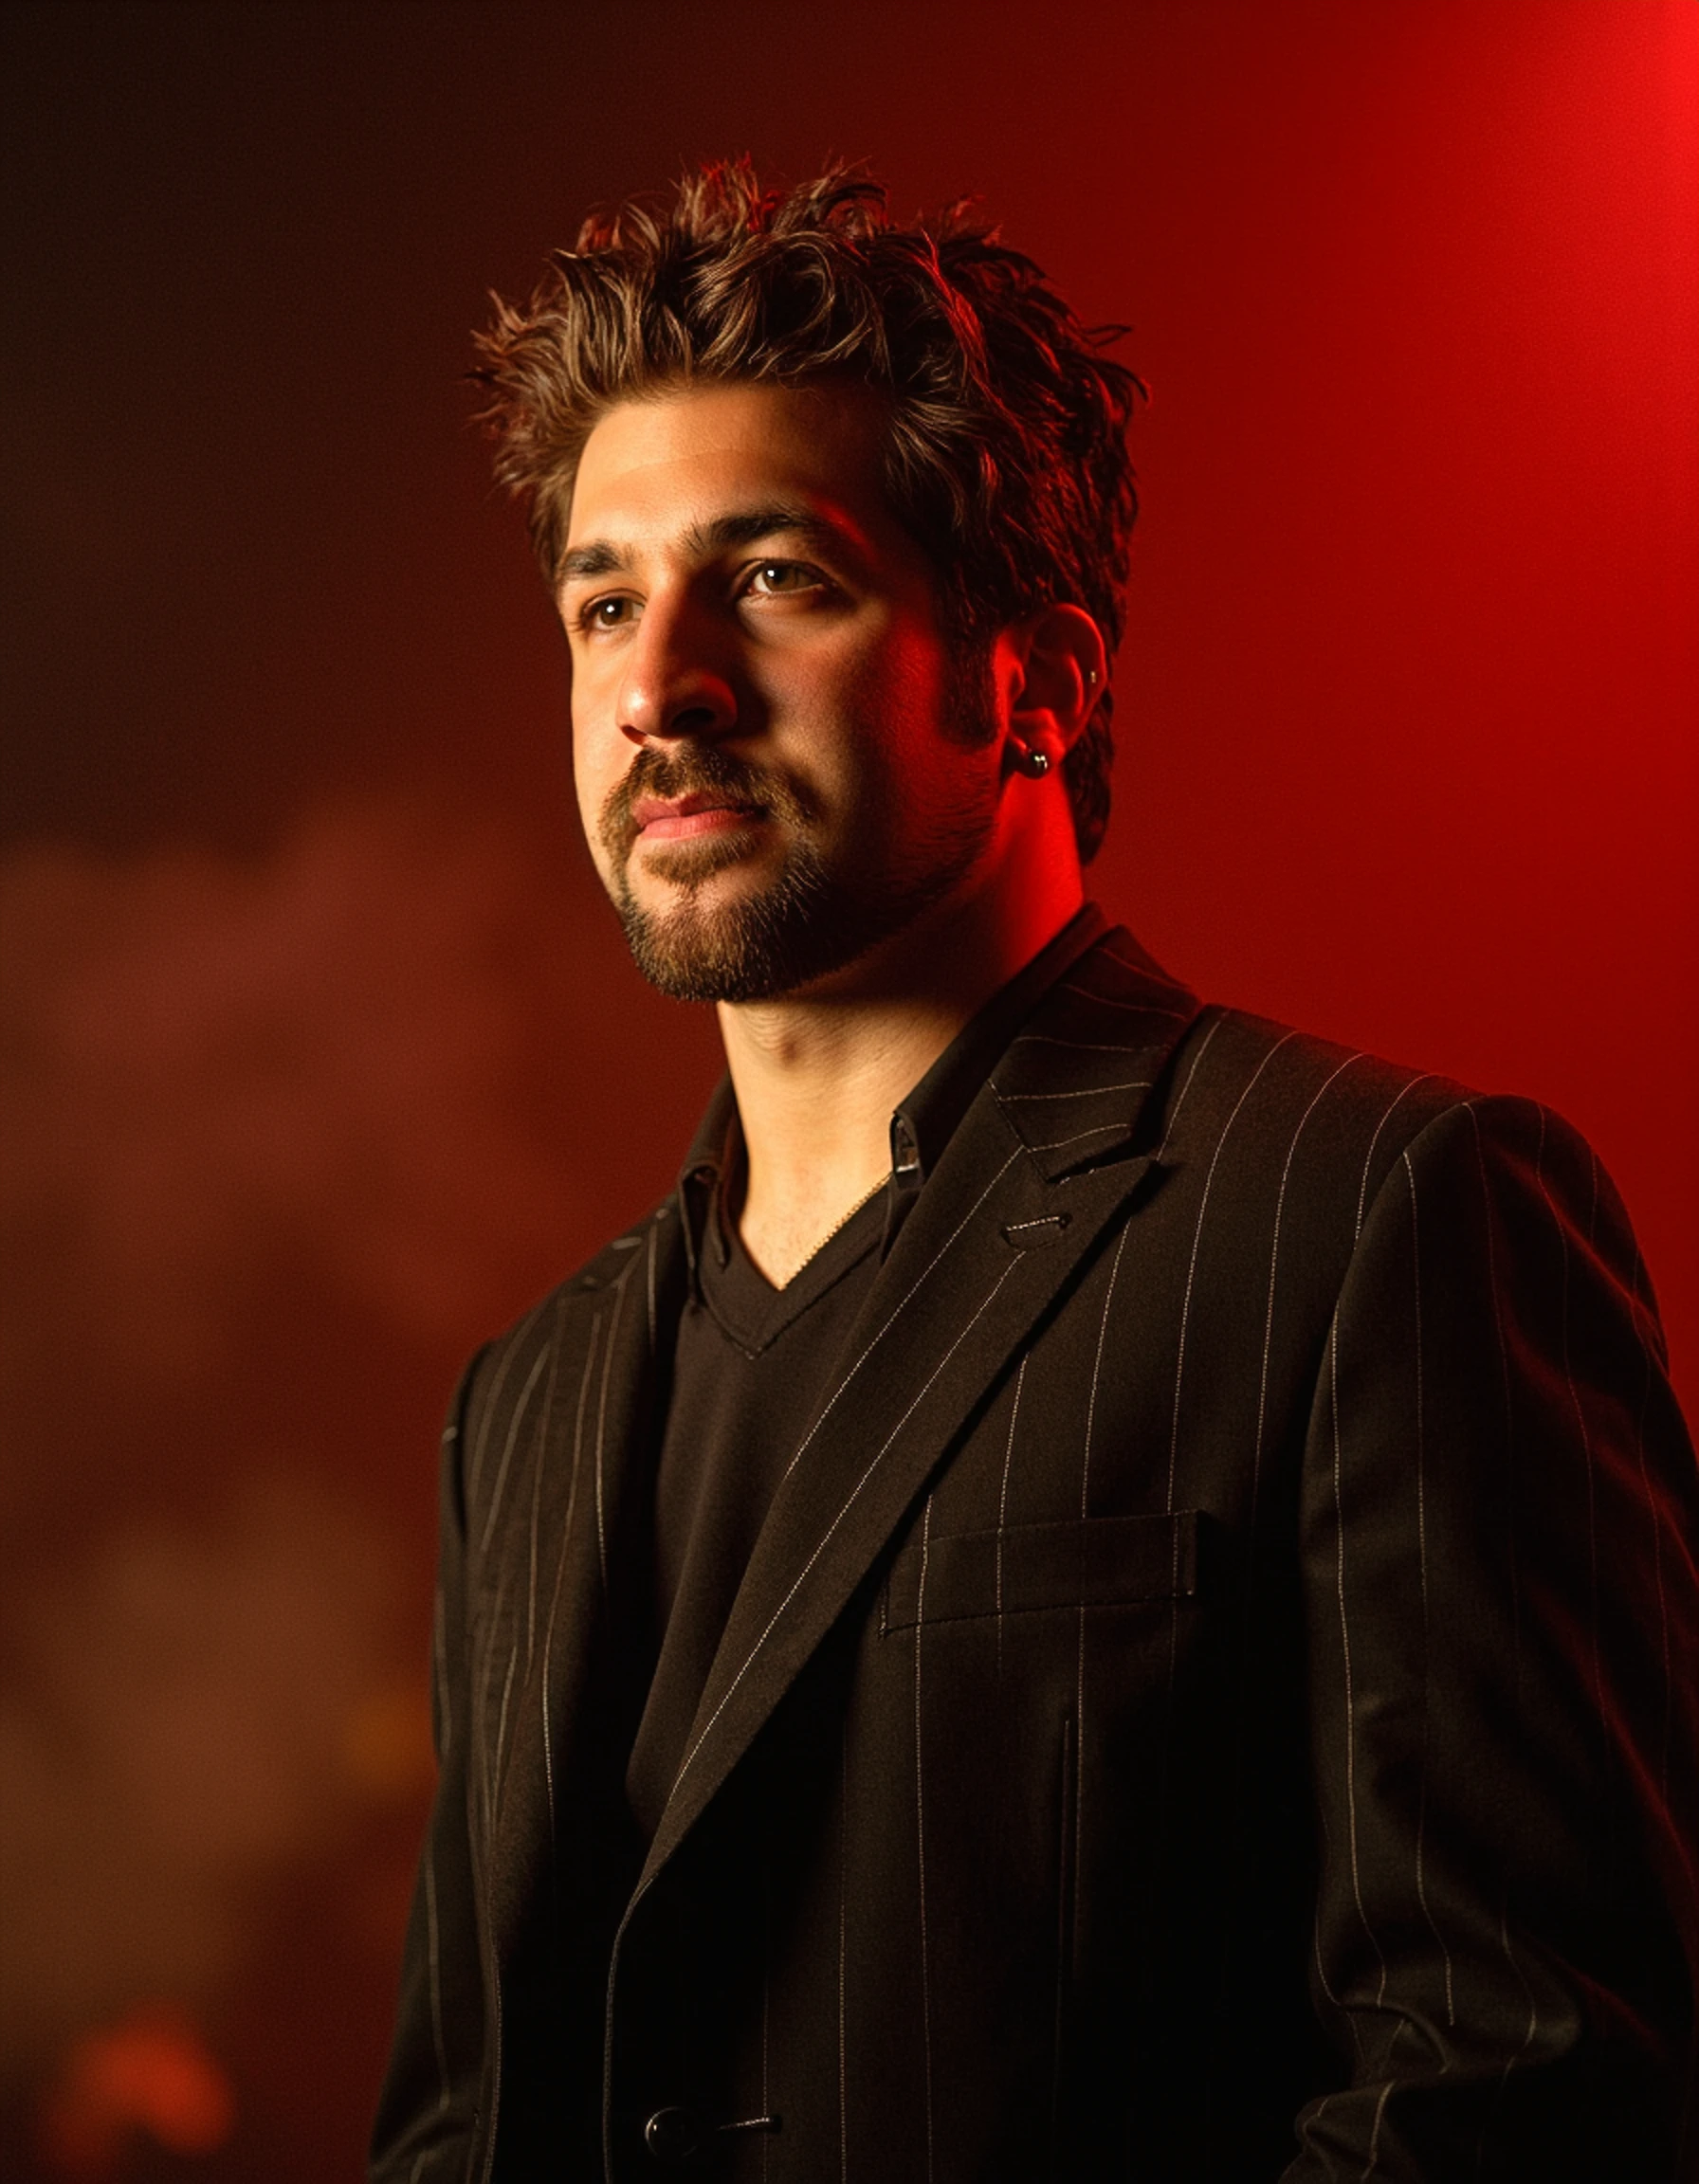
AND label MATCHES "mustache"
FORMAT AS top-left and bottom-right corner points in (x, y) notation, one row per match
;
(598, 744), (804, 864)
